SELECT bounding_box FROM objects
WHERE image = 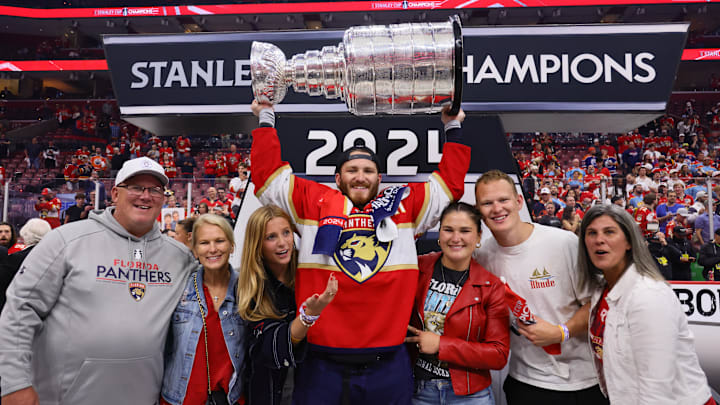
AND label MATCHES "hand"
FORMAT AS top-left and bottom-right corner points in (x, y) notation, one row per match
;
(405, 325), (441, 355)
(251, 99), (273, 117)
(2, 387), (39, 405)
(655, 232), (667, 245)
(441, 106), (465, 125)
(304, 273), (338, 316)
(516, 315), (562, 347)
